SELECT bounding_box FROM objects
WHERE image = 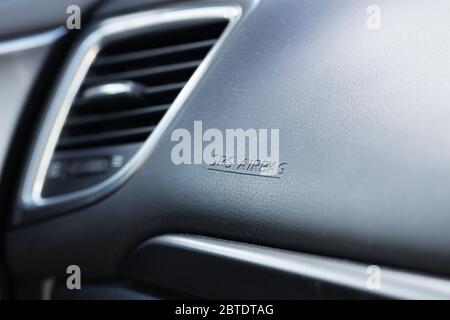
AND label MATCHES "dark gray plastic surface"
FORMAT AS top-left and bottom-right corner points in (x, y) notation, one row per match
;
(7, 0), (450, 281)
(0, 0), (98, 40)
